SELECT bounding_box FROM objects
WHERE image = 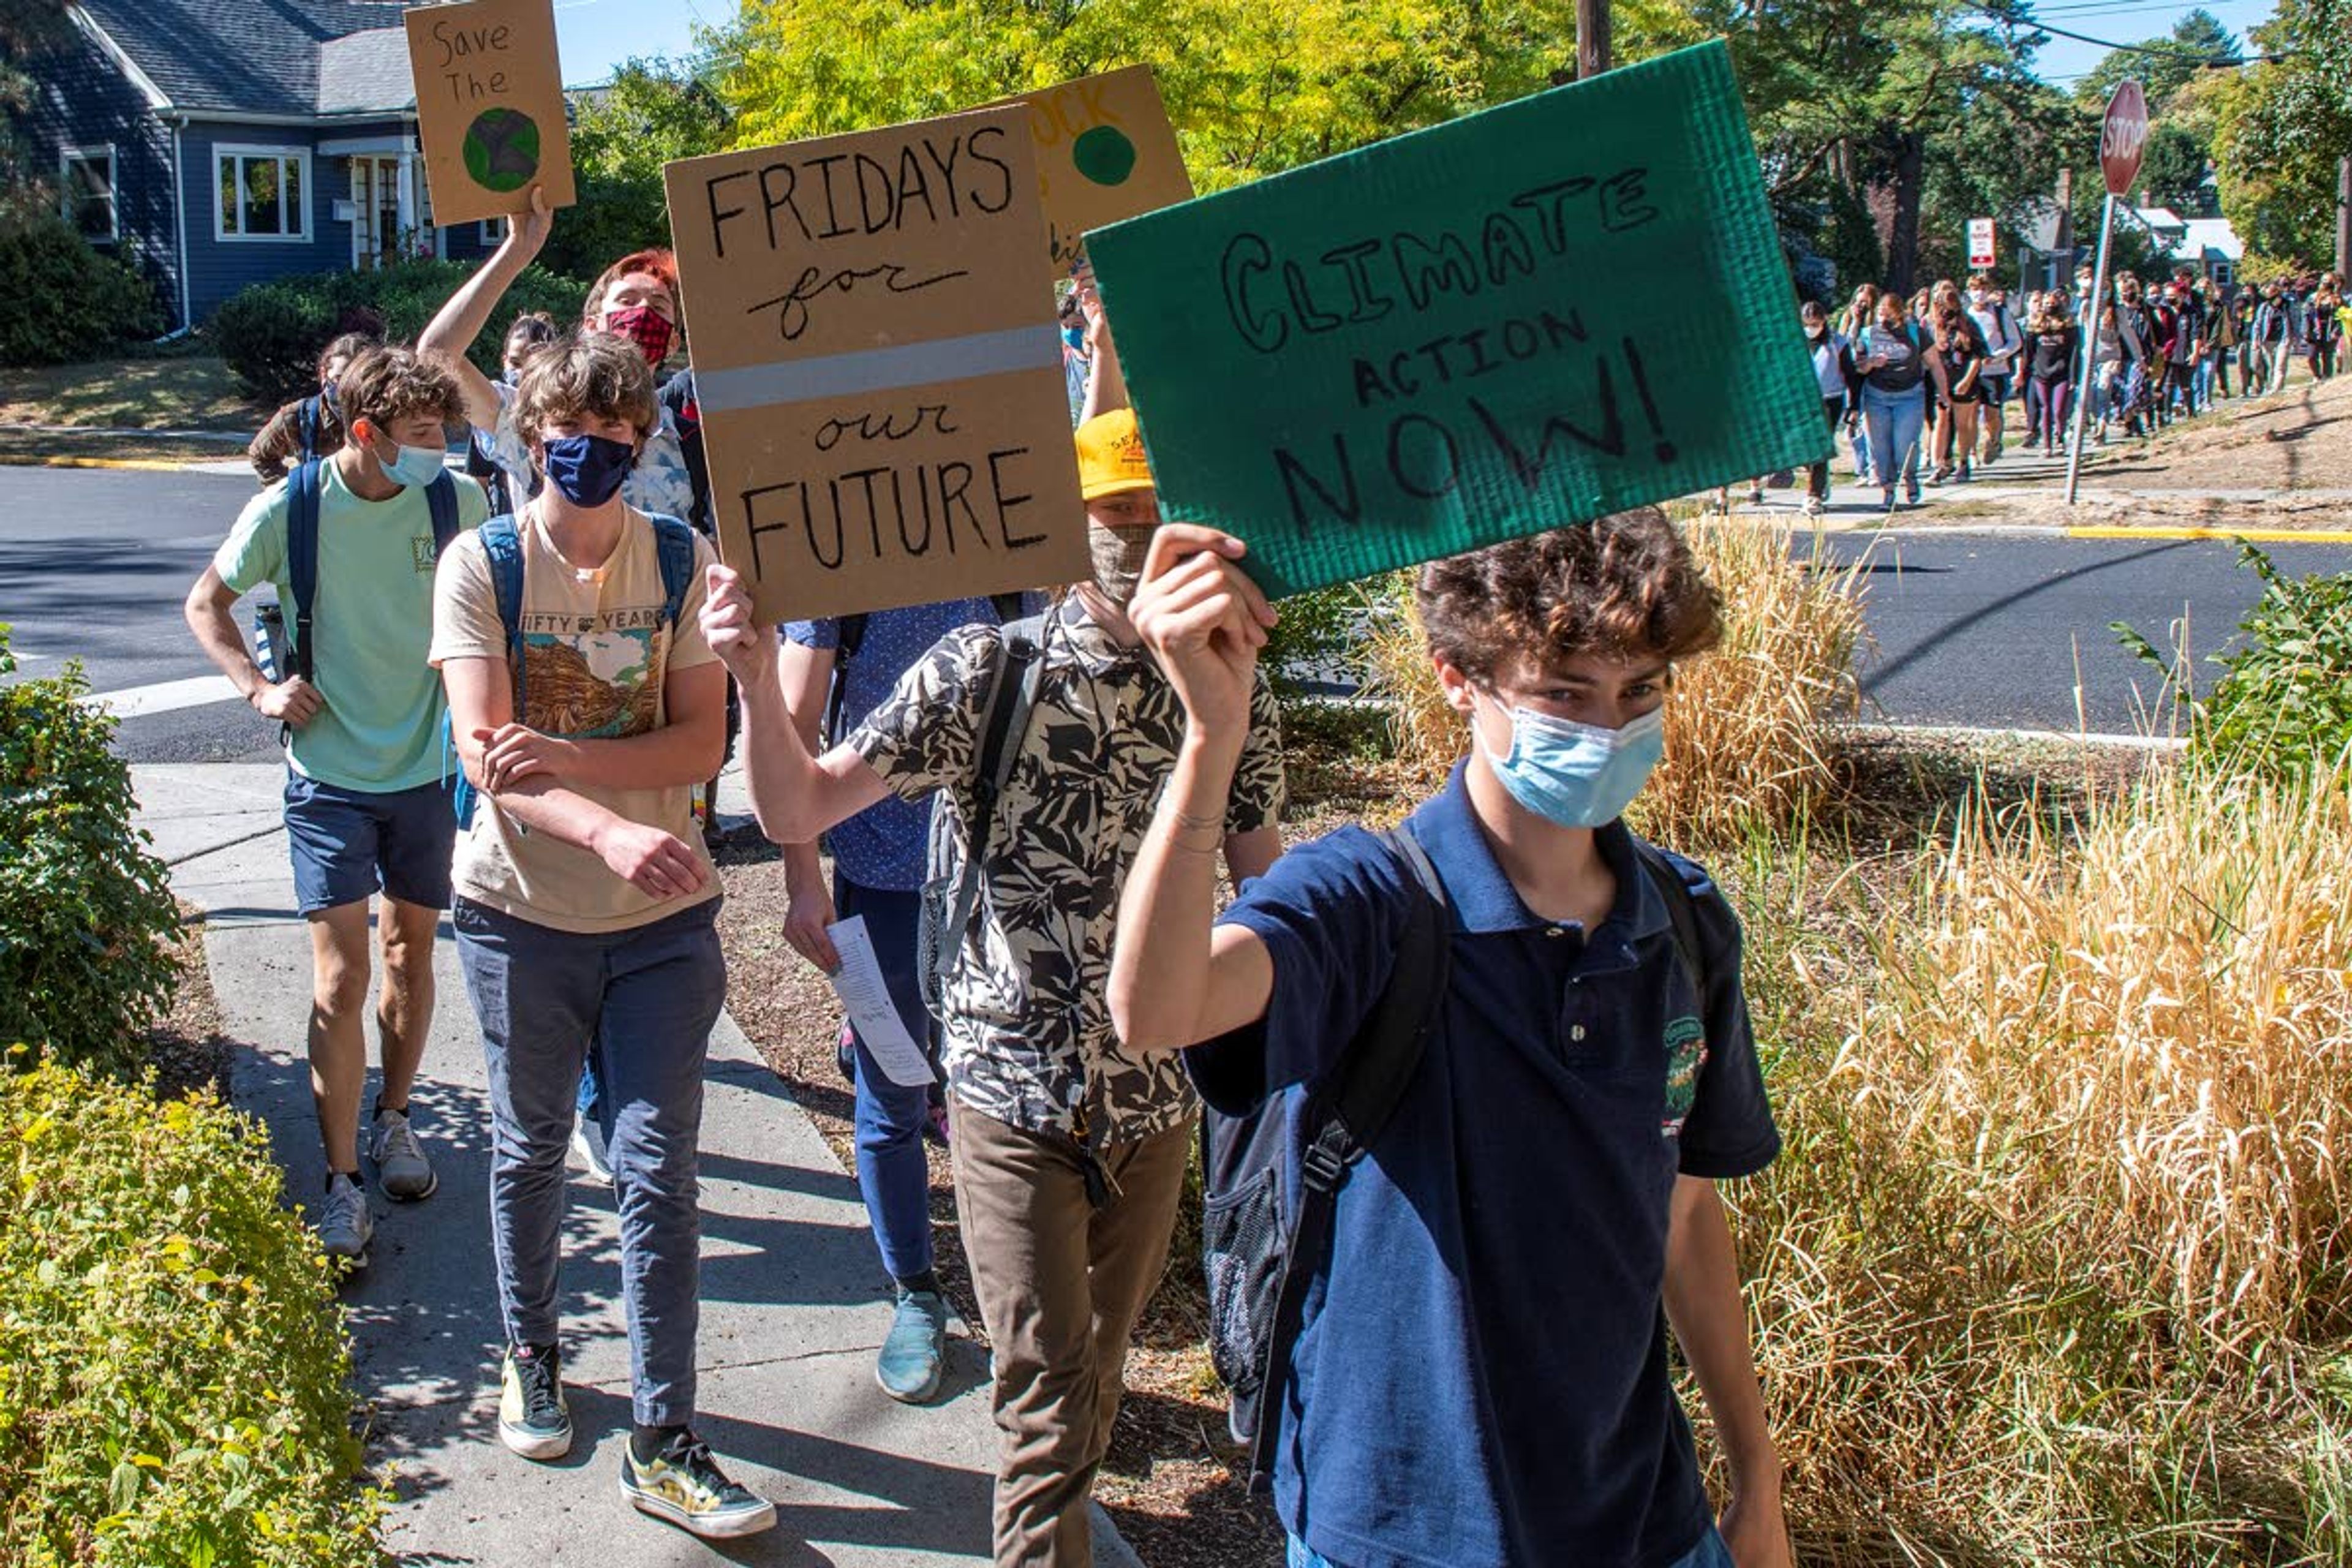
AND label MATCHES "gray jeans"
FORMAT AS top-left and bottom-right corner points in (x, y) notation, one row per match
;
(453, 895), (725, 1428)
